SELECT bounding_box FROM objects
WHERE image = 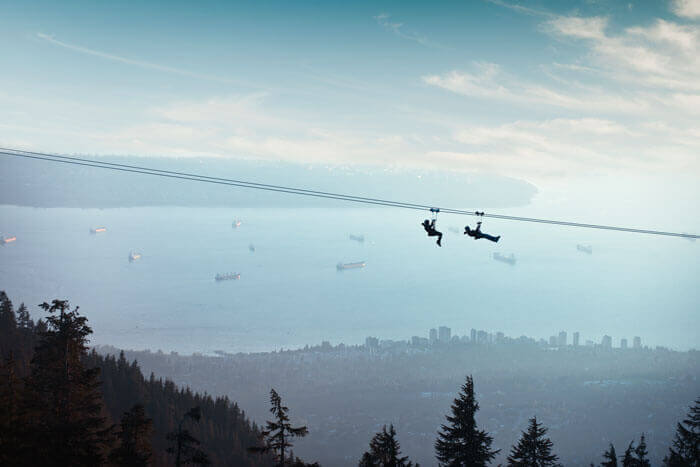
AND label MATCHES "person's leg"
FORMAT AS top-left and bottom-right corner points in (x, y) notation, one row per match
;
(483, 233), (500, 242)
(437, 232), (443, 246)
